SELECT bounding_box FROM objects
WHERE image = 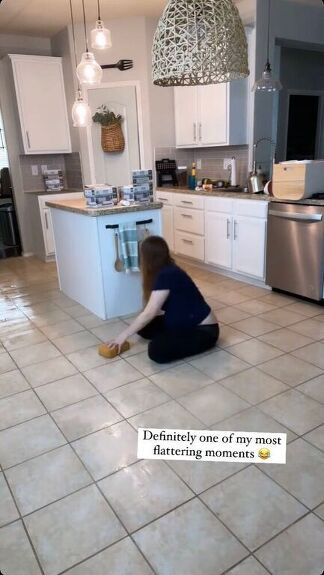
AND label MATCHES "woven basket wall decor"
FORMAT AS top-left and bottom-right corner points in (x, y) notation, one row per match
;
(152, 0), (249, 86)
(101, 123), (125, 153)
